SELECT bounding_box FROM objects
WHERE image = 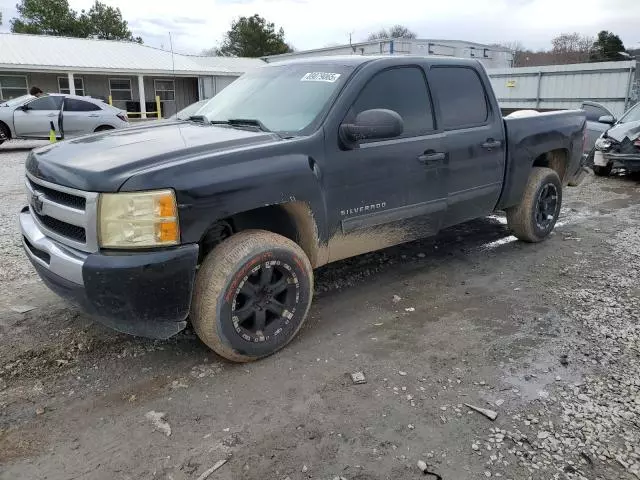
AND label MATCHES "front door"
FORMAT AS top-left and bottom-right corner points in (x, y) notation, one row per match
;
(323, 65), (448, 262)
(13, 96), (63, 138)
